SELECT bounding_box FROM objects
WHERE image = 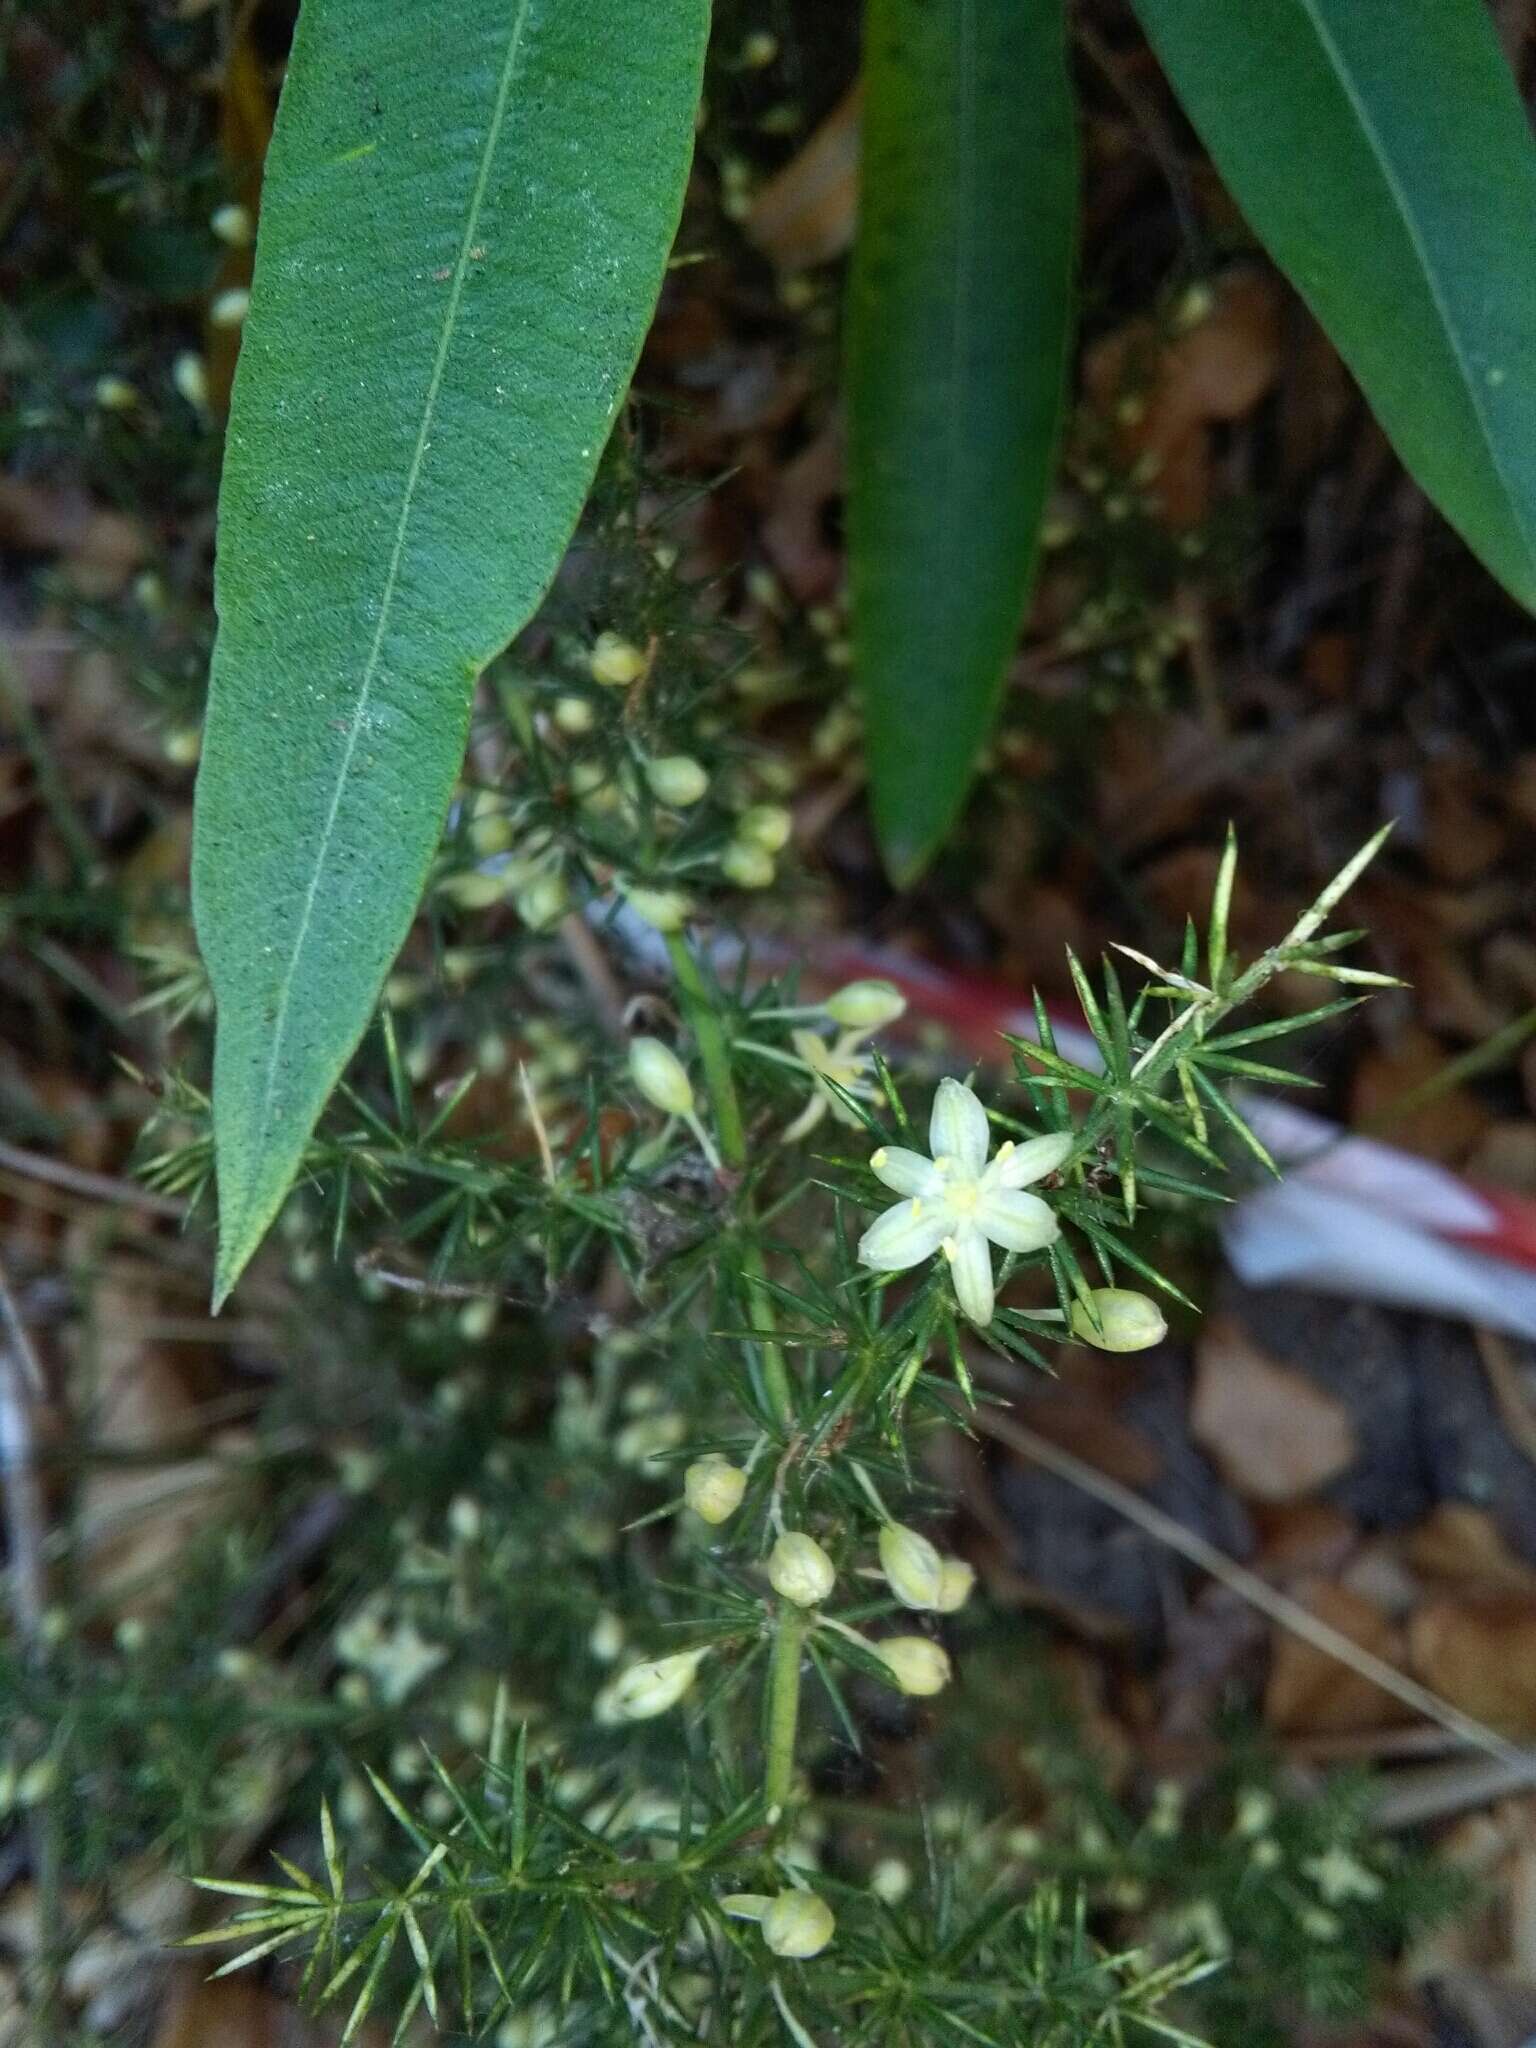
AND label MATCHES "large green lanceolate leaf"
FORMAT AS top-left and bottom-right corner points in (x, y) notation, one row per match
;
(1132, 0), (1536, 615)
(191, 0), (708, 1305)
(848, 0), (1078, 885)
